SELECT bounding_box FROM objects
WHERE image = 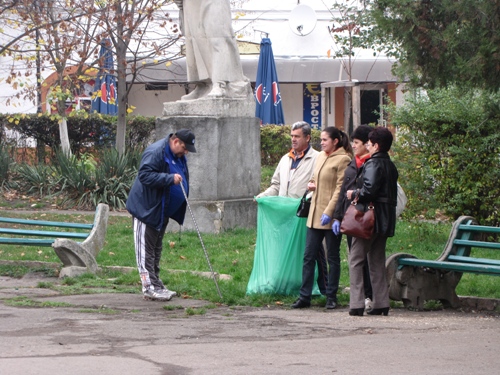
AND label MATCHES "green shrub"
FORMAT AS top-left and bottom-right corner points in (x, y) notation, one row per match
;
(126, 115), (155, 151)
(260, 125), (321, 166)
(0, 113), (116, 154)
(0, 113), (154, 157)
(389, 87), (500, 225)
